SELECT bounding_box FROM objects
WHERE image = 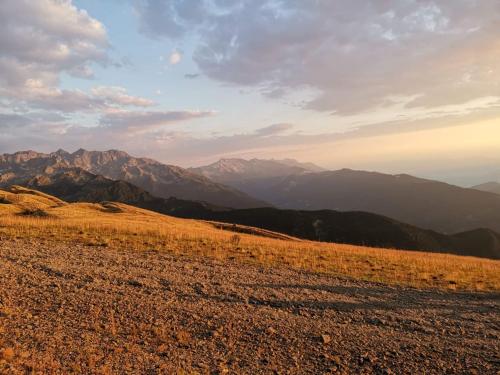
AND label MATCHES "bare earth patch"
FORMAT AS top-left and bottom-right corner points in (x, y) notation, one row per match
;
(0, 238), (499, 374)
